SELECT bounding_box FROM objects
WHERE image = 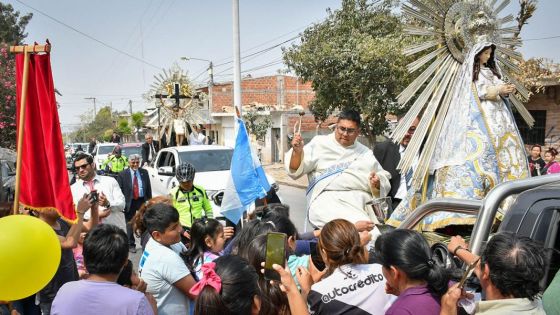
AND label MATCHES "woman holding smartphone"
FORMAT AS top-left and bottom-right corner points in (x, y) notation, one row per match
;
(302, 219), (392, 315)
(374, 229), (450, 315)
